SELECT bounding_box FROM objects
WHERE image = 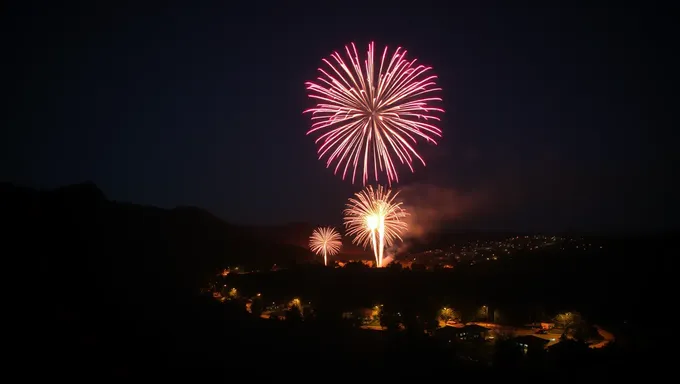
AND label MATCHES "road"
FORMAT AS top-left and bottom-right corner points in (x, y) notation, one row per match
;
(360, 325), (384, 331)
(589, 325), (614, 348)
(513, 325), (614, 348)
